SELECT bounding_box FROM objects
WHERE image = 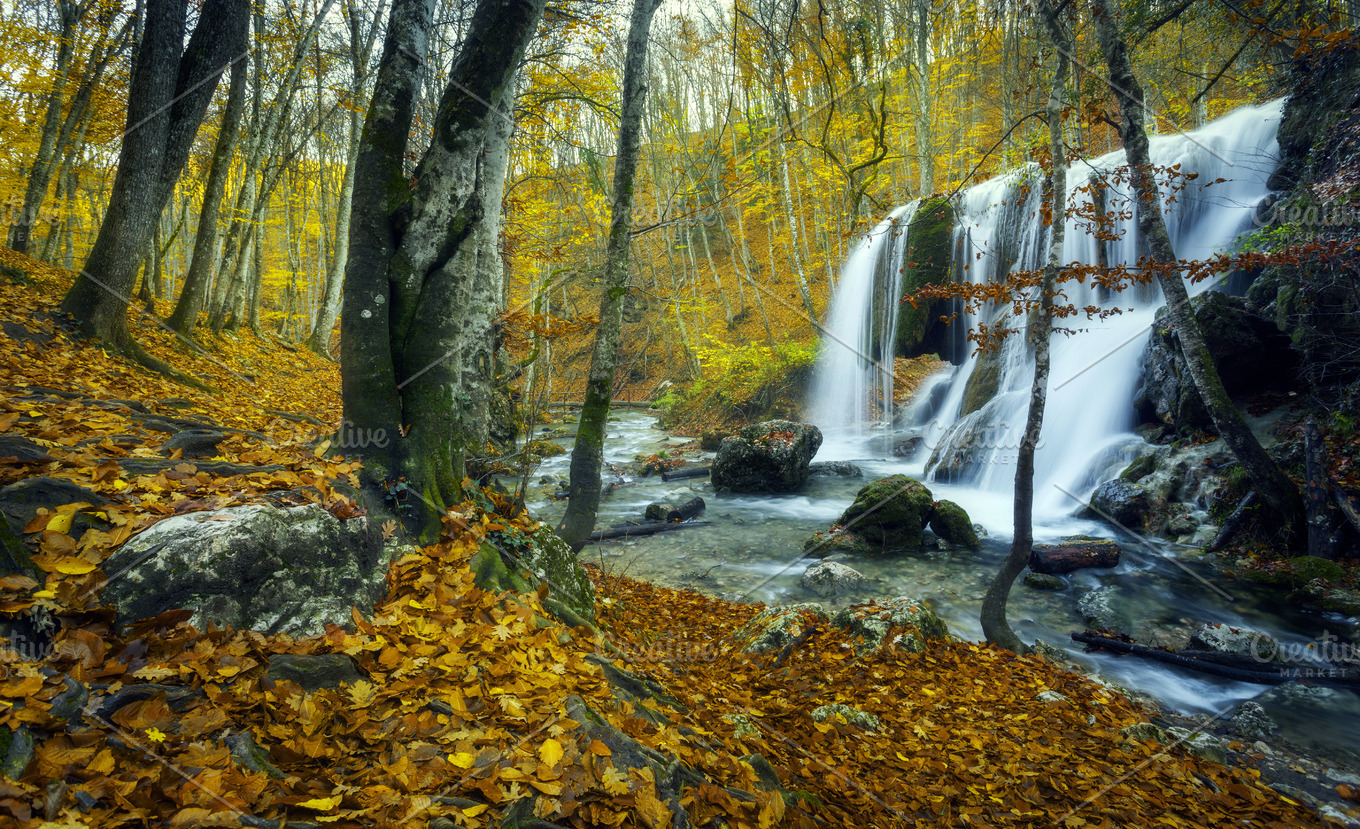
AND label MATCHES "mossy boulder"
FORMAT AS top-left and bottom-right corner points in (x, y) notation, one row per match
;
(895, 198), (958, 360)
(711, 420), (822, 493)
(928, 499), (980, 549)
(836, 475), (936, 551)
(811, 704), (879, 732)
(1287, 555), (1346, 584)
(733, 604), (831, 654)
(831, 598), (951, 655)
